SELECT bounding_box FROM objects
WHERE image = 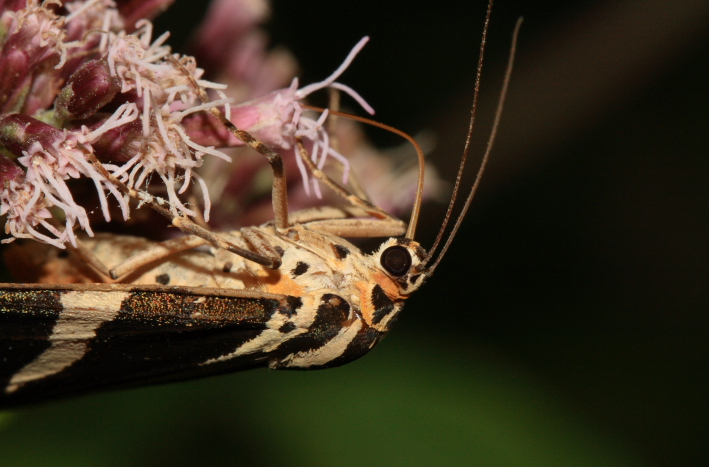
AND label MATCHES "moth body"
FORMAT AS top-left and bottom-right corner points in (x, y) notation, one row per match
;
(0, 222), (426, 407)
